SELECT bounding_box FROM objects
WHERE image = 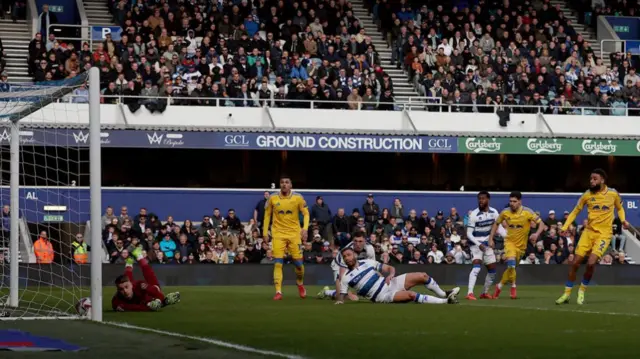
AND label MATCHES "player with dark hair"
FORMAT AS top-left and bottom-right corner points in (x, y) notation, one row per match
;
(488, 191), (546, 299)
(263, 174), (310, 300)
(112, 247), (181, 312)
(465, 191), (505, 300)
(556, 169), (628, 305)
(334, 247), (460, 305)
